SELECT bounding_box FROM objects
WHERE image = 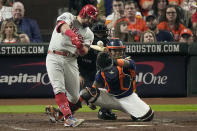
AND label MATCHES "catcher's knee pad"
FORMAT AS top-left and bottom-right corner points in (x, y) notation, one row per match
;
(80, 87), (100, 104)
(131, 108), (154, 122)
